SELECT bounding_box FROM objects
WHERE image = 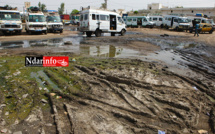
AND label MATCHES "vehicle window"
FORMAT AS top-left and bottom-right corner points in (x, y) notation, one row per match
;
(143, 18), (147, 22)
(92, 14), (96, 20)
(159, 18), (163, 21)
(149, 17), (152, 21)
(118, 17), (123, 23)
(168, 18), (171, 21)
(0, 12), (20, 20)
(100, 15), (108, 21)
(165, 17), (167, 20)
(29, 15), (46, 22)
(133, 18), (136, 21)
(153, 18), (157, 21)
(107, 16), (109, 21)
(187, 19), (191, 22)
(202, 20), (206, 23)
(127, 18), (132, 22)
(96, 15), (99, 20)
(84, 14), (88, 20)
(47, 16), (61, 22)
(80, 15), (83, 21)
(174, 19), (178, 22)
